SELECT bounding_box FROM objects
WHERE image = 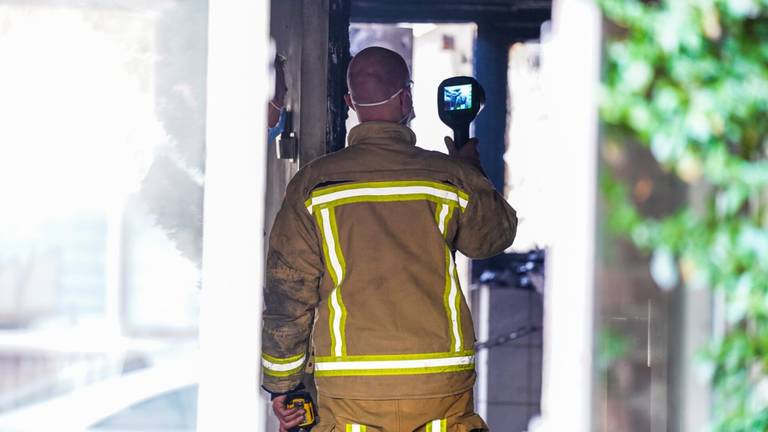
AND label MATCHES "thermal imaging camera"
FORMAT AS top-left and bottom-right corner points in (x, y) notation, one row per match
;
(437, 76), (486, 149)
